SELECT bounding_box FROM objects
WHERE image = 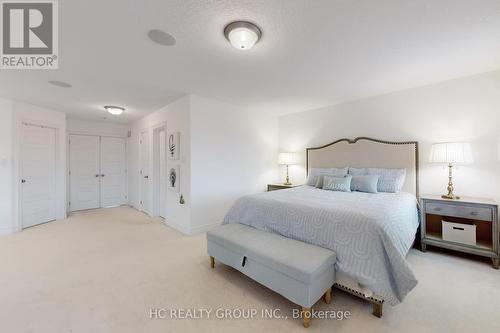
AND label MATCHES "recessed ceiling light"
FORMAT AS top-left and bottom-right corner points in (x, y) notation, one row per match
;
(147, 29), (176, 46)
(104, 105), (125, 115)
(224, 21), (262, 50)
(48, 80), (72, 88)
